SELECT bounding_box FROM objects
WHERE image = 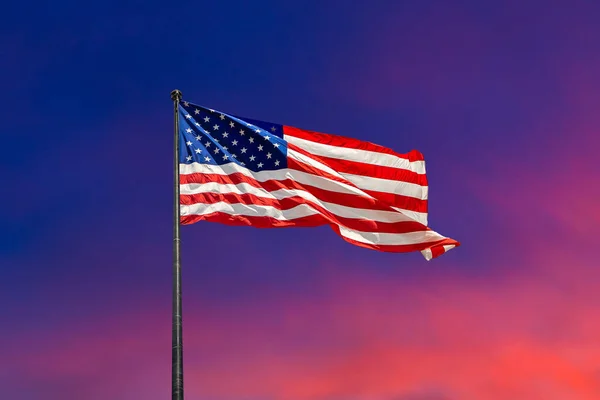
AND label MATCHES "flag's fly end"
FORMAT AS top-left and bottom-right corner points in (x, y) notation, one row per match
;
(421, 242), (460, 261)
